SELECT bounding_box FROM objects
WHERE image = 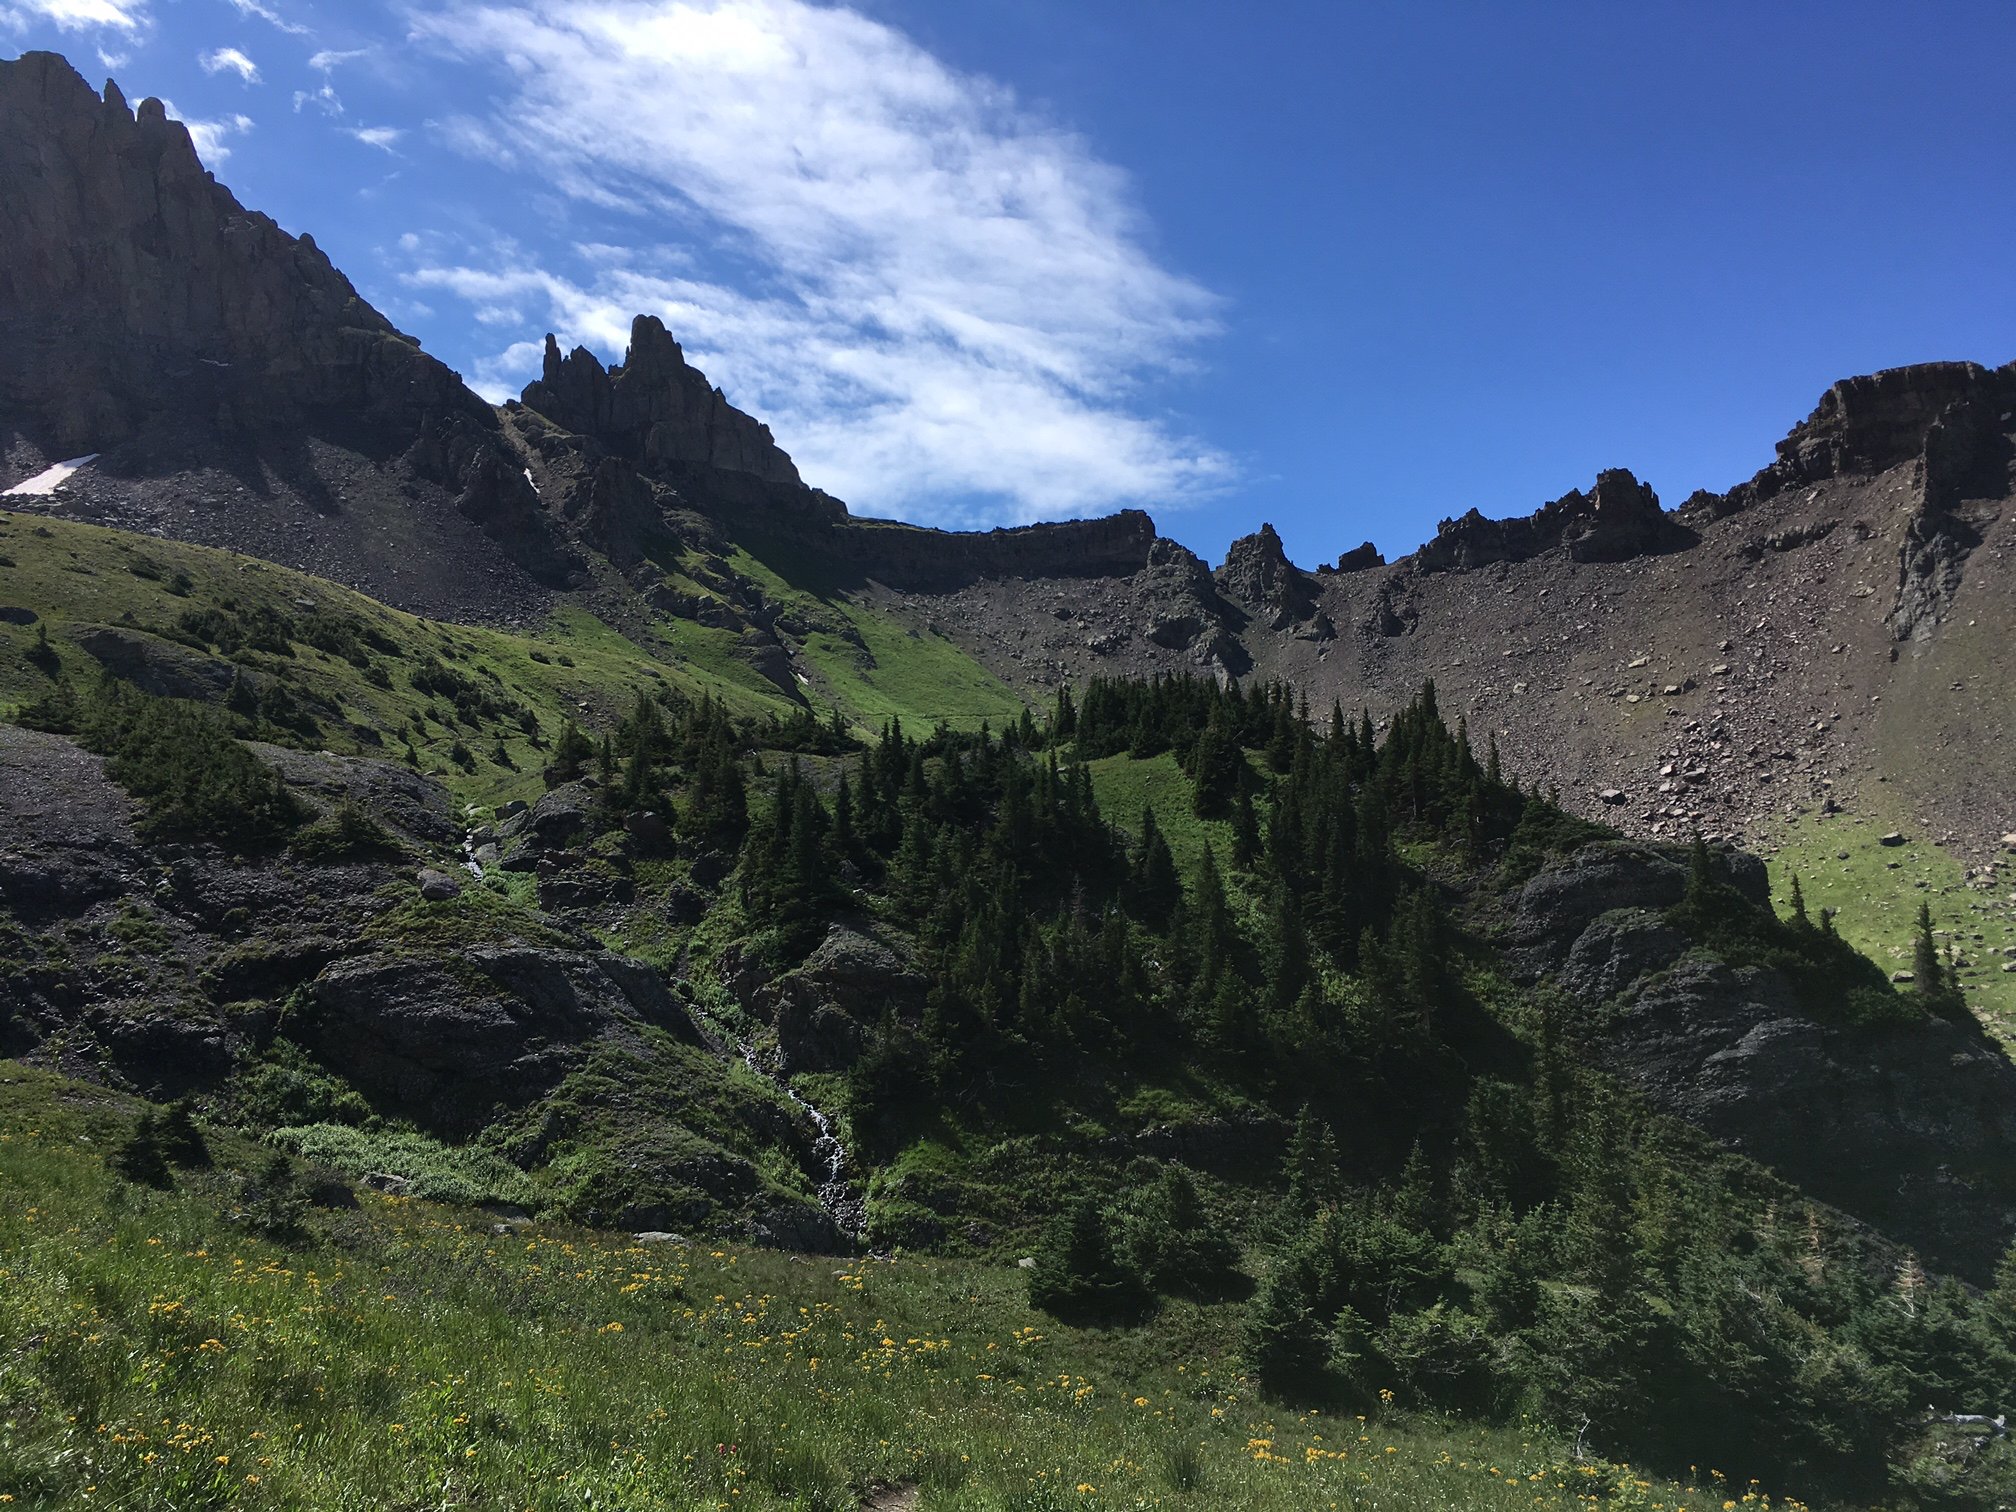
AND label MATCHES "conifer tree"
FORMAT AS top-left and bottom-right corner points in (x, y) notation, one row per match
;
(1130, 807), (1180, 928)
(112, 1109), (172, 1188)
(1028, 1195), (1143, 1319)
(546, 719), (593, 786)
(1284, 1105), (1344, 1215)
(1912, 902), (1944, 995)
(1189, 710), (1244, 819)
(1787, 873), (1811, 929)
(159, 1097), (210, 1169)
